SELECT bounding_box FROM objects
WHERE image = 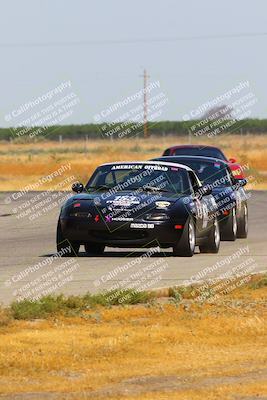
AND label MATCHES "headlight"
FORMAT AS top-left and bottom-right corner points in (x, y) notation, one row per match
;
(145, 212), (170, 221)
(155, 201), (171, 209)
